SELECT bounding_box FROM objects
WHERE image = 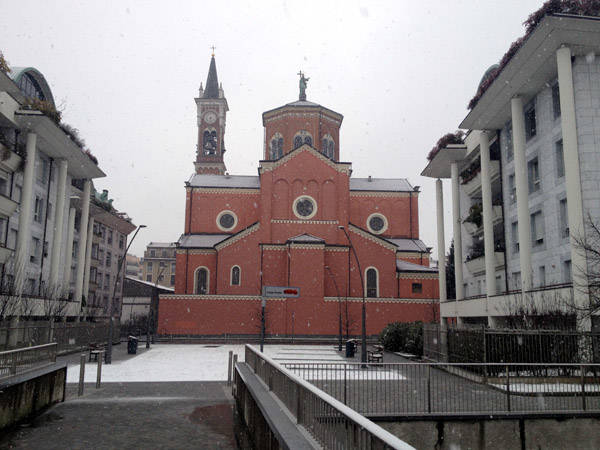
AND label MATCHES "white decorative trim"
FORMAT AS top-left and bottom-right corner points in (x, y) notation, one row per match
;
(325, 246), (348, 252)
(177, 249), (216, 255)
(215, 223), (260, 250)
(324, 296), (437, 304)
(189, 187), (259, 194)
(350, 191), (411, 197)
(271, 219), (338, 225)
(397, 272), (438, 280)
(262, 244), (286, 251)
(160, 294), (285, 301)
(290, 243), (325, 250)
(292, 195), (318, 220)
(348, 224), (396, 252)
(366, 212), (388, 235)
(259, 145), (352, 175)
(193, 266), (210, 295)
(216, 210), (238, 232)
(396, 252), (424, 259)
